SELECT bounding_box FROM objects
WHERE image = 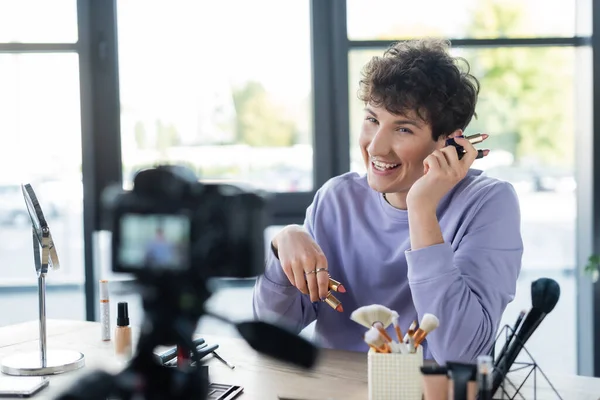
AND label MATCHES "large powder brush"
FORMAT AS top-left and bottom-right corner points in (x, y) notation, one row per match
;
(350, 304), (395, 329)
(531, 278), (560, 313)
